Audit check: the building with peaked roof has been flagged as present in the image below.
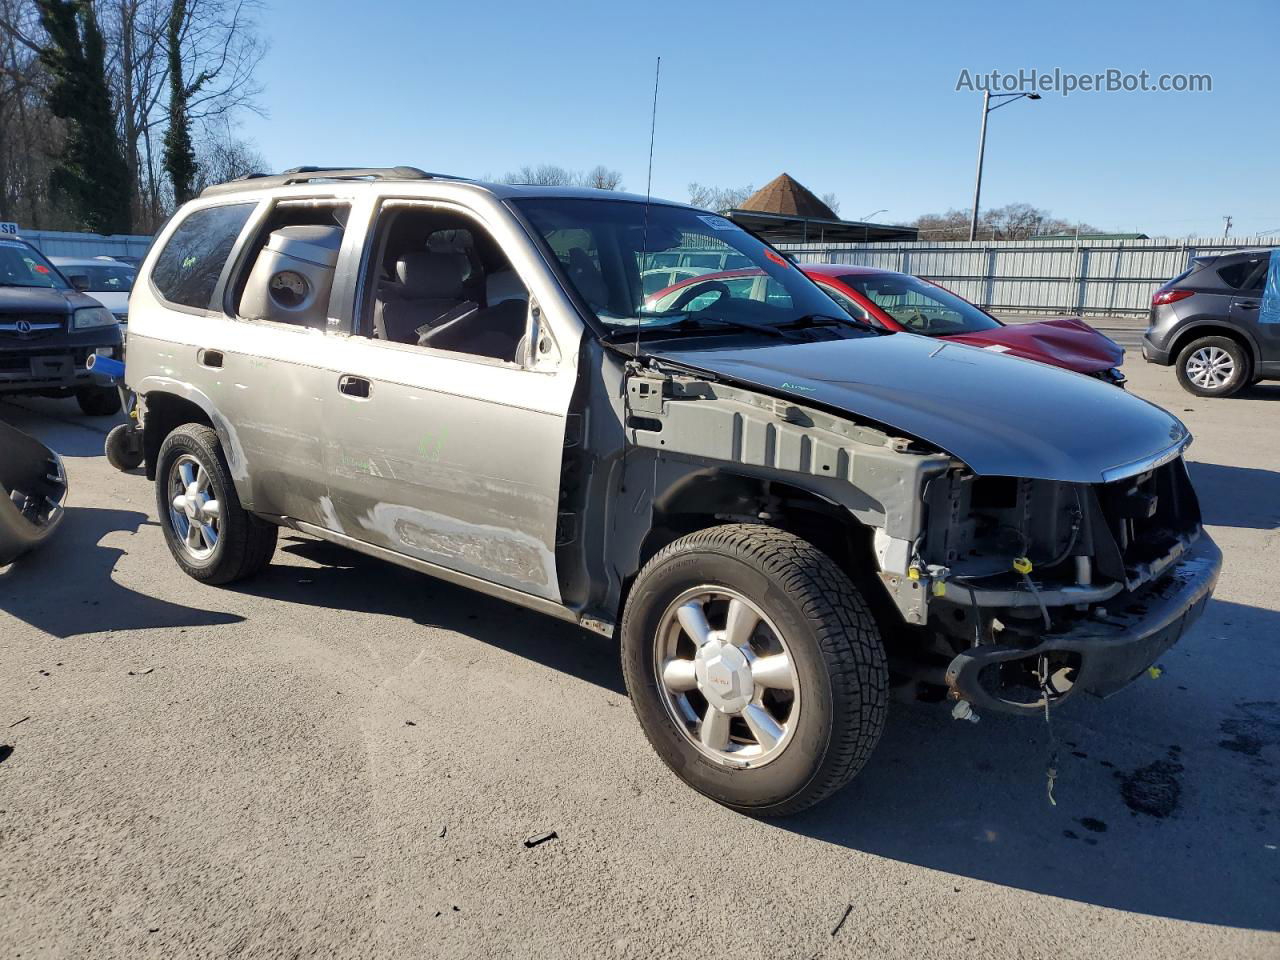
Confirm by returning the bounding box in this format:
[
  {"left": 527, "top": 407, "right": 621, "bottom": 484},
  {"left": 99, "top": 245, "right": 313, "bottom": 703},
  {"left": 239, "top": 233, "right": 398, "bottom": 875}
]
[{"left": 725, "top": 172, "right": 917, "bottom": 244}]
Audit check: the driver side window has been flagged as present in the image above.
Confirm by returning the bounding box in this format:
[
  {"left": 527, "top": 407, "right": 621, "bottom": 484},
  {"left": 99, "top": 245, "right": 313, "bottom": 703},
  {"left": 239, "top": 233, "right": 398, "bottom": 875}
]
[{"left": 357, "top": 204, "right": 531, "bottom": 363}]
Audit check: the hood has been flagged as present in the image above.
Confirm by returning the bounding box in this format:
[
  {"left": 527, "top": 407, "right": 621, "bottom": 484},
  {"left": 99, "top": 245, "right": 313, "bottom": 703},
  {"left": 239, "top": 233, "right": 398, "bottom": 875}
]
[
  {"left": 942, "top": 317, "right": 1124, "bottom": 373},
  {"left": 0, "top": 286, "right": 97, "bottom": 314},
  {"left": 649, "top": 332, "right": 1186, "bottom": 483}
]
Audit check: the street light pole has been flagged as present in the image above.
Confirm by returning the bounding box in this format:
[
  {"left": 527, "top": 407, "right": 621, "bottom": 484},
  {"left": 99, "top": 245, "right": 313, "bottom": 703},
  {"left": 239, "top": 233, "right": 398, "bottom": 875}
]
[{"left": 968, "top": 91, "right": 1041, "bottom": 242}]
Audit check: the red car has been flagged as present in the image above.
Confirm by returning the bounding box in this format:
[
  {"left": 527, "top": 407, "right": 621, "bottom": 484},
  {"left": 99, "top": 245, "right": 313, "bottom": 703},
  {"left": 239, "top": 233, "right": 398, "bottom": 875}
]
[{"left": 648, "top": 263, "right": 1126, "bottom": 385}]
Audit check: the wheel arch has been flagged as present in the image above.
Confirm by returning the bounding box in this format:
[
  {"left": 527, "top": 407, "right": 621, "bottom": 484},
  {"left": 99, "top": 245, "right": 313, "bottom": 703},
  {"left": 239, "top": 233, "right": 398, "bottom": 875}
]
[
  {"left": 1168, "top": 321, "right": 1260, "bottom": 369},
  {"left": 138, "top": 381, "right": 216, "bottom": 481}
]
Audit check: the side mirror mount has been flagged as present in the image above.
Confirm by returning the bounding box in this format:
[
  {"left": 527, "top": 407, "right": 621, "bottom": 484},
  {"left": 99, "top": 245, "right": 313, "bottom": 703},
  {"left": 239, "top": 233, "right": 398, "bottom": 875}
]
[{"left": 69, "top": 274, "right": 90, "bottom": 292}]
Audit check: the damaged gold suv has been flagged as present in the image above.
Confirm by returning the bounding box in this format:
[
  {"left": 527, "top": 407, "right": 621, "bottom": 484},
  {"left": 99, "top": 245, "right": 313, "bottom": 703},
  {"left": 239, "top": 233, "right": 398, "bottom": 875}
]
[{"left": 125, "top": 167, "right": 1221, "bottom": 814}]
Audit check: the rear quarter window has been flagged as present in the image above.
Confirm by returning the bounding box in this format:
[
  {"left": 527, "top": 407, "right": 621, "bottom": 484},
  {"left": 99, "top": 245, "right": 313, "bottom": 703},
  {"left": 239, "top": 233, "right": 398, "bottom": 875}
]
[{"left": 150, "top": 202, "right": 256, "bottom": 309}]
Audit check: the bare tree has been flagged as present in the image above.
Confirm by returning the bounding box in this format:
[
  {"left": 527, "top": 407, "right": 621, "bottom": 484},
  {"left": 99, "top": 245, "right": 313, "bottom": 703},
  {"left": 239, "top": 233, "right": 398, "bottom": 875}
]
[
  {"left": 687, "top": 182, "right": 754, "bottom": 211},
  {"left": 193, "top": 117, "right": 264, "bottom": 190},
  {"left": 502, "top": 163, "right": 624, "bottom": 190},
  {"left": 582, "top": 164, "right": 622, "bottom": 190},
  {"left": 820, "top": 191, "right": 841, "bottom": 216},
  {"left": 912, "top": 204, "right": 1099, "bottom": 241}
]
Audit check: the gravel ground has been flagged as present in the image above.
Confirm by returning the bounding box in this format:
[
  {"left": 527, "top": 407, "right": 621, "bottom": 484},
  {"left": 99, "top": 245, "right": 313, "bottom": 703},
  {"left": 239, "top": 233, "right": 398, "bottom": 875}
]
[{"left": 1, "top": 359, "right": 1278, "bottom": 959}]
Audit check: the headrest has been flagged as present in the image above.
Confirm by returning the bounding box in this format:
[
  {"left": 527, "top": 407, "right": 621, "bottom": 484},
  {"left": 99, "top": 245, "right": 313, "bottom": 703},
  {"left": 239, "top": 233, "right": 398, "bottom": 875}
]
[
  {"left": 396, "top": 251, "right": 467, "bottom": 299},
  {"left": 486, "top": 270, "right": 528, "bottom": 306},
  {"left": 567, "top": 247, "right": 608, "bottom": 308}
]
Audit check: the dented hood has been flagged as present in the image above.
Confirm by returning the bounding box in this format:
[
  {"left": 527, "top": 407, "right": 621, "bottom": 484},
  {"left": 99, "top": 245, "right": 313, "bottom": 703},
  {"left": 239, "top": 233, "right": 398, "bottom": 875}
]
[
  {"left": 649, "top": 332, "right": 1187, "bottom": 483},
  {"left": 941, "top": 316, "right": 1125, "bottom": 374}
]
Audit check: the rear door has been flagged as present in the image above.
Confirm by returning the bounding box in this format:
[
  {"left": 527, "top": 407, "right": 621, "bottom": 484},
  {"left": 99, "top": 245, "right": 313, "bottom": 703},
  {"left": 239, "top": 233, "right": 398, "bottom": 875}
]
[
  {"left": 318, "top": 194, "right": 581, "bottom": 602},
  {"left": 1228, "top": 253, "right": 1278, "bottom": 361}
]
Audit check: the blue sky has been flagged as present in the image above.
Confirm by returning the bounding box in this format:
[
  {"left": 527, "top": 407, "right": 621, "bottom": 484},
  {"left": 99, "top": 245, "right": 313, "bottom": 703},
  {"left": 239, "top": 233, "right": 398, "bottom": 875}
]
[{"left": 238, "top": 0, "right": 1278, "bottom": 238}]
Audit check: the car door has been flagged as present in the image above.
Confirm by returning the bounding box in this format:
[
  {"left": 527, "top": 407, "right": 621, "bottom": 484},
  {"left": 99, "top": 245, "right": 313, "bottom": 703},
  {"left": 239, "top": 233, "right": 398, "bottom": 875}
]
[
  {"left": 1229, "top": 253, "right": 1278, "bottom": 361},
  {"left": 195, "top": 194, "right": 361, "bottom": 528},
  {"left": 319, "top": 194, "right": 581, "bottom": 603}
]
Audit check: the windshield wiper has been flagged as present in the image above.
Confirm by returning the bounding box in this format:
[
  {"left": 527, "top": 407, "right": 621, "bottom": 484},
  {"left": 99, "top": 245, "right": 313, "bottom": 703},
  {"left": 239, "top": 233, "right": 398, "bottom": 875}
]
[
  {"left": 787, "top": 313, "right": 883, "bottom": 334},
  {"left": 603, "top": 314, "right": 802, "bottom": 342}
]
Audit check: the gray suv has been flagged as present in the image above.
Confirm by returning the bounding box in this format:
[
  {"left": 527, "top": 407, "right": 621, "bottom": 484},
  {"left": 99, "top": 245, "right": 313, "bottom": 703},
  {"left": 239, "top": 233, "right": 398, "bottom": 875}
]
[
  {"left": 1143, "top": 248, "right": 1279, "bottom": 397},
  {"left": 126, "top": 167, "right": 1221, "bottom": 814}
]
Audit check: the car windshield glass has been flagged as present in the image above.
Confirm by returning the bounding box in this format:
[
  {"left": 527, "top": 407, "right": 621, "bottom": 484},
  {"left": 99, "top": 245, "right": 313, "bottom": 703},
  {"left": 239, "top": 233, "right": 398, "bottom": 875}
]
[
  {"left": 67, "top": 263, "right": 136, "bottom": 293},
  {"left": 514, "top": 198, "right": 847, "bottom": 334},
  {"left": 0, "top": 240, "right": 70, "bottom": 290},
  {"left": 841, "top": 274, "right": 1001, "bottom": 335}
]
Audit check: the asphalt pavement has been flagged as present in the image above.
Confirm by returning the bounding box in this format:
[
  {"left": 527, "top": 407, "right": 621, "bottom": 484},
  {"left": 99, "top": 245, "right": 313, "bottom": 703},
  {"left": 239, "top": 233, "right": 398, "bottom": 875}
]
[{"left": 1, "top": 355, "right": 1277, "bottom": 959}]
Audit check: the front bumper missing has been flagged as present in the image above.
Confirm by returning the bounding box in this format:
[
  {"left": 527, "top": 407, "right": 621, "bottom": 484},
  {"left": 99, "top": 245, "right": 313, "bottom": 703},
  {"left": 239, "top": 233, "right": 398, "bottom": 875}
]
[{"left": 944, "top": 533, "right": 1221, "bottom": 715}]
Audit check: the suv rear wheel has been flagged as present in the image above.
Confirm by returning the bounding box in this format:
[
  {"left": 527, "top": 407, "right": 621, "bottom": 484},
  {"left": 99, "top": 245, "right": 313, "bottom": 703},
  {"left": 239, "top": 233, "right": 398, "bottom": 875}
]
[
  {"left": 1176, "top": 335, "right": 1250, "bottom": 397},
  {"left": 155, "top": 423, "right": 277, "bottom": 584},
  {"left": 621, "top": 524, "right": 887, "bottom": 816}
]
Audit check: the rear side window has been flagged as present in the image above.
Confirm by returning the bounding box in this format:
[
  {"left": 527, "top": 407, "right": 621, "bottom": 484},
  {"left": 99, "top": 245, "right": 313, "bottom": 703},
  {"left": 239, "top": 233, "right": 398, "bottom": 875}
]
[
  {"left": 151, "top": 203, "right": 255, "bottom": 309},
  {"left": 1216, "top": 258, "right": 1263, "bottom": 290}
]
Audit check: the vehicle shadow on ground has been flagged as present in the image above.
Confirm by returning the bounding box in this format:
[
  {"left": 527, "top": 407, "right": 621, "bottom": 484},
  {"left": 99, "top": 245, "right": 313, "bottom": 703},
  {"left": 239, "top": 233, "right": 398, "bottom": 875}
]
[
  {"left": 0, "top": 398, "right": 119, "bottom": 458},
  {"left": 0, "top": 506, "right": 244, "bottom": 637},
  {"left": 1240, "top": 382, "right": 1280, "bottom": 401},
  {"left": 1186, "top": 460, "right": 1280, "bottom": 529},
  {"left": 237, "top": 536, "right": 627, "bottom": 695},
  {"left": 780, "top": 595, "right": 1280, "bottom": 931}
]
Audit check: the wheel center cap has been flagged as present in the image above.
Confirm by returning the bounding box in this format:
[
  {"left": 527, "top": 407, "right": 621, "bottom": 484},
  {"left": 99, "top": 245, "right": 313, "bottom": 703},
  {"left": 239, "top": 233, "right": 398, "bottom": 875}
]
[
  {"left": 185, "top": 483, "right": 201, "bottom": 520},
  {"left": 694, "top": 641, "right": 752, "bottom": 713}
]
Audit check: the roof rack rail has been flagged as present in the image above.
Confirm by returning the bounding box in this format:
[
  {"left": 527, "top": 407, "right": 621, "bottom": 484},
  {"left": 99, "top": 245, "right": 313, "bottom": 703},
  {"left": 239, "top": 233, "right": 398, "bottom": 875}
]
[{"left": 199, "top": 165, "right": 467, "bottom": 198}]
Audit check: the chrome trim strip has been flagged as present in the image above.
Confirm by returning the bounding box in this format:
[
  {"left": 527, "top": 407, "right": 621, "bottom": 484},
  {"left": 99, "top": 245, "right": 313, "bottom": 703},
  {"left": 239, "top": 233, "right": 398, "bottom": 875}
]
[{"left": 1101, "top": 436, "right": 1190, "bottom": 483}]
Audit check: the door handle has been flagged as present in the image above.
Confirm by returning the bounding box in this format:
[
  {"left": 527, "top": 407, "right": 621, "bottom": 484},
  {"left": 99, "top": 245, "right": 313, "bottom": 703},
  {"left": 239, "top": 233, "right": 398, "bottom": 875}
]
[
  {"left": 197, "top": 348, "right": 223, "bottom": 368},
  {"left": 1237, "top": 301, "right": 1259, "bottom": 310},
  {"left": 338, "top": 374, "right": 372, "bottom": 399}
]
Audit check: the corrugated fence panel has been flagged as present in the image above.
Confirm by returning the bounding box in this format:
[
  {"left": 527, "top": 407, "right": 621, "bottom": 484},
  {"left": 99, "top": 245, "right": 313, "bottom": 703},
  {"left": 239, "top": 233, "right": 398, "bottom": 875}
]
[
  {"left": 16, "top": 230, "right": 153, "bottom": 259},
  {"left": 782, "top": 237, "right": 1276, "bottom": 316}
]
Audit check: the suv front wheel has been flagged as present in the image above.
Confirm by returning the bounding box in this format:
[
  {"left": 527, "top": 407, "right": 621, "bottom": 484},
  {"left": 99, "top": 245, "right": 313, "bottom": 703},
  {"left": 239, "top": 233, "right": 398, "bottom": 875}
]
[
  {"left": 621, "top": 524, "right": 887, "bottom": 816},
  {"left": 1176, "top": 335, "right": 1250, "bottom": 398},
  {"left": 155, "top": 423, "right": 277, "bottom": 584}
]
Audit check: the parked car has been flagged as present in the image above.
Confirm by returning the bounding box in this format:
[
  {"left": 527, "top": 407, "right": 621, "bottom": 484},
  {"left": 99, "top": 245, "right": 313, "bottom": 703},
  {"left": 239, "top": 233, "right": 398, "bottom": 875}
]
[
  {"left": 650, "top": 264, "right": 1127, "bottom": 384},
  {"left": 1142, "top": 248, "right": 1279, "bottom": 397},
  {"left": 0, "top": 418, "right": 68, "bottom": 565},
  {"left": 0, "top": 236, "right": 124, "bottom": 415},
  {"left": 50, "top": 256, "right": 136, "bottom": 323},
  {"left": 125, "top": 168, "right": 1219, "bottom": 815}
]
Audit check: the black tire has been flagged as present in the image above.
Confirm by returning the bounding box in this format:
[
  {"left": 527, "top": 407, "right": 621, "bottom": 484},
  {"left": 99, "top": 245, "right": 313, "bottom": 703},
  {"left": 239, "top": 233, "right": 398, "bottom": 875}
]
[
  {"left": 1175, "top": 335, "right": 1250, "bottom": 398},
  {"left": 76, "top": 386, "right": 122, "bottom": 416},
  {"left": 155, "top": 423, "right": 277, "bottom": 584},
  {"left": 104, "top": 422, "right": 144, "bottom": 471},
  {"left": 621, "top": 524, "right": 887, "bottom": 816}
]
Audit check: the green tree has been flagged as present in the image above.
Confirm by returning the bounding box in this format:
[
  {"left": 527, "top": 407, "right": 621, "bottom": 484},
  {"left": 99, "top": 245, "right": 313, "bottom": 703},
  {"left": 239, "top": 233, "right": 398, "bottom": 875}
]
[
  {"left": 162, "top": 0, "right": 196, "bottom": 205},
  {"left": 36, "top": 0, "right": 132, "bottom": 233}
]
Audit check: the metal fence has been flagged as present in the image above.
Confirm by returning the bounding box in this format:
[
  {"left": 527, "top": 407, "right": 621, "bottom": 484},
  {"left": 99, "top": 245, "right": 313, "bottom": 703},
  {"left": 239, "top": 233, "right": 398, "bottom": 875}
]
[
  {"left": 777, "top": 236, "right": 1278, "bottom": 317},
  {"left": 16, "top": 229, "right": 154, "bottom": 260}
]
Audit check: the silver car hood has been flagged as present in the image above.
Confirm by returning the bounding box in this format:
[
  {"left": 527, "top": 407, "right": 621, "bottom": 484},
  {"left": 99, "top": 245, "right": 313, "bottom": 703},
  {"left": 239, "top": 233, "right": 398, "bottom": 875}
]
[{"left": 649, "top": 333, "right": 1188, "bottom": 483}]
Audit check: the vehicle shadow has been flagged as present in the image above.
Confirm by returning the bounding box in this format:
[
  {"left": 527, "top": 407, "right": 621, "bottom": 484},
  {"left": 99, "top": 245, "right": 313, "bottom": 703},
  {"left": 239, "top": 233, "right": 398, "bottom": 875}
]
[
  {"left": 236, "top": 536, "right": 626, "bottom": 695},
  {"left": 0, "top": 398, "right": 120, "bottom": 459},
  {"left": 0, "top": 506, "right": 245, "bottom": 637},
  {"left": 1186, "top": 460, "right": 1280, "bottom": 529},
  {"left": 779, "top": 595, "right": 1280, "bottom": 931},
  {"left": 1240, "top": 382, "right": 1280, "bottom": 401}
]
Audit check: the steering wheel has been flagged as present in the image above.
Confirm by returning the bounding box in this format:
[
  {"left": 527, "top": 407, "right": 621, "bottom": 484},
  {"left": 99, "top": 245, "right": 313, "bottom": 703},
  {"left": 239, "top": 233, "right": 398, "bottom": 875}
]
[
  {"left": 903, "top": 306, "right": 933, "bottom": 332},
  {"left": 669, "top": 280, "right": 730, "bottom": 312}
]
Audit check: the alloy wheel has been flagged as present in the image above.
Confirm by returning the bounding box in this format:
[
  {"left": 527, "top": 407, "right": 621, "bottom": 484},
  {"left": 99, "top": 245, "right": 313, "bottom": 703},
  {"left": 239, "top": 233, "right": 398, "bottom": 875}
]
[
  {"left": 168, "top": 454, "right": 221, "bottom": 560},
  {"left": 654, "top": 587, "right": 801, "bottom": 768},
  {"left": 1186, "top": 346, "right": 1235, "bottom": 389}
]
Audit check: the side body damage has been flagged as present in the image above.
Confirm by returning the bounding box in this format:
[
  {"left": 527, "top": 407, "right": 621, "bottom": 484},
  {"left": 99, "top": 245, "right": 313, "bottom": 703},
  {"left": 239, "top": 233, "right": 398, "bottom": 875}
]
[{"left": 557, "top": 341, "right": 1219, "bottom": 716}]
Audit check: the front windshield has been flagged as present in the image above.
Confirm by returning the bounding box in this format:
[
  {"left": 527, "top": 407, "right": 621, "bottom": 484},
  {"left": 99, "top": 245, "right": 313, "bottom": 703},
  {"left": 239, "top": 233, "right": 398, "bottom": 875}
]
[
  {"left": 841, "top": 273, "right": 1001, "bottom": 335},
  {"left": 67, "top": 262, "right": 136, "bottom": 293},
  {"left": 0, "top": 240, "right": 71, "bottom": 290},
  {"left": 515, "top": 198, "right": 846, "bottom": 333}
]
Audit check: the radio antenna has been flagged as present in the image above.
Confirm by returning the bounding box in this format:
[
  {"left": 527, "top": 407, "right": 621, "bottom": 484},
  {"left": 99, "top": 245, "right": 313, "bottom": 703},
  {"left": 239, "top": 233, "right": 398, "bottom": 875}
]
[{"left": 637, "top": 55, "right": 661, "bottom": 358}]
